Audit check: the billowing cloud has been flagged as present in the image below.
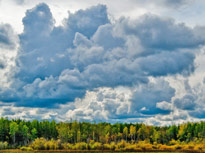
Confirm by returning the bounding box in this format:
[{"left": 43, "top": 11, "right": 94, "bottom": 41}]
[
  {"left": 173, "top": 78, "right": 205, "bottom": 119},
  {"left": 0, "top": 3, "right": 201, "bottom": 107},
  {"left": 114, "top": 15, "right": 204, "bottom": 51},
  {"left": 131, "top": 79, "right": 175, "bottom": 115},
  {"left": 174, "top": 94, "right": 196, "bottom": 110},
  {"left": 64, "top": 87, "right": 132, "bottom": 122},
  {"left": 16, "top": 3, "right": 109, "bottom": 82},
  {"left": 137, "top": 51, "right": 195, "bottom": 76},
  {"left": 156, "top": 101, "right": 172, "bottom": 111},
  {"left": 0, "top": 24, "right": 17, "bottom": 49},
  {"left": 0, "top": 2, "right": 205, "bottom": 124}
]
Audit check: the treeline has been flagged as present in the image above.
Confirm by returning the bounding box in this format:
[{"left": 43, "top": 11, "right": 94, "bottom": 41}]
[{"left": 0, "top": 117, "right": 204, "bottom": 150}]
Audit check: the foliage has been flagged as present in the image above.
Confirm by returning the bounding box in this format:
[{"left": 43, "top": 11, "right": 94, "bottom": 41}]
[
  {"left": 20, "top": 146, "right": 33, "bottom": 151},
  {"left": 0, "top": 141, "right": 8, "bottom": 150},
  {"left": 0, "top": 117, "right": 204, "bottom": 151}
]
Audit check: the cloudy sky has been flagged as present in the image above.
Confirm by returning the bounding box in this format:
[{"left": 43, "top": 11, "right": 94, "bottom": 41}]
[{"left": 0, "top": 0, "right": 205, "bottom": 125}]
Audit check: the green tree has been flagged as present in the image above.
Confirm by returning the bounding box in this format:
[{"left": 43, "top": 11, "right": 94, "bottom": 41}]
[
  {"left": 9, "top": 121, "right": 19, "bottom": 144},
  {"left": 137, "top": 124, "right": 148, "bottom": 141},
  {"left": 57, "top": 123, "right": 69, "bottom": 143},
  {"left": 22, "top": 124, "right": 29, "bottom": 145},
  {"left": 31, "top": 128, "right": 38, "bottom": 141}
]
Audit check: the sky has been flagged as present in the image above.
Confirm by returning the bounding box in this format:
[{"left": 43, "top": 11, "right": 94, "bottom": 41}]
[{"left": 0, "top": 0, "right": 205, "bottom": 125}]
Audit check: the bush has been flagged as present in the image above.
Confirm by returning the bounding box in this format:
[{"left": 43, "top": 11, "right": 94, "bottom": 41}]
[
  {"left": 183, "top": 144, "right": 194, "bottom": 150},
  {"left": 140, "top": 143, "right": 153, "bottom": 151},
  {"left": 159, "top": 144, "right": 174, "bottom": 151},
  {"left": 116, "top": 140, "right": 127, "bottom": 149},
  {"left": 103, "top": 144, "right": 110, "bottom": 150},
  {"left": 0, "top": 142, "right": 9, "bottom": 150},
  {"left": 175, "top": 145, "right": 182, "bottom": 150},
  {"left": 124, "top": 144, "right": 139, "bottom": 151},
  {"left": 47, "top": 139, "right": 59, "bottom": 150},
  {"left": 74, "top": 142, "right": 88, "bottom": 150},
  {"left": 110, "top": 142, "right": 116, "bottom": 150},
  {"left": 152, "top": 145, "right": 158, "bottom": 149},
  {"left": 169, "top": 139, "right": 178, "bottom": 145},
  {"left": 67, "top": 143, "right": 74, "bottom": 149},
  {"left": 194, "top": 144, "right": 203, "bottom": 151},
  {"left": 20, "top": 146, "right": 33, "bottom": 151},
  {"left": 89, "top": 142, "right": 102, "bottom": 150},
  {"left": 103, "top": 144, "right": 111, "bottom": 150},
  {"left": 30, "top": 137, "right": 47, "bottom": 150},
  {"left": 30, "top": 138, "right": 60, "bottom": 150},
  {"left": 61, "top": 142, "right": 73, "bottom": 150}
]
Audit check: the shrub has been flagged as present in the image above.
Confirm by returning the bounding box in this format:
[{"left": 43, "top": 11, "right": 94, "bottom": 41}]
[
  {"left": 183, "top": 144, "right": 194, "bottom": 150},
  {"left": 175, "top": 145, "right": 182, "bottom": 150},
  {"left": 20, "top": 146, "right": 33, "bottom": 151},
  {"left": 169, "top": 139, "right": 178, "bottom": 145},
  {"left": 140, "top": 143, "right": 153, "bottom": 151},
  {"left": 74, "top": 142, "right": 88, "bottom": 150},
  {"left": 90, "top": 142, "right": 102, "bottom": 150},
  {"left": 30, "top": 137, "right": 47, "bottom": 150},
  {"left": 159, "top": 144, "right": 174, "bottom": 151},
  {"left": 194, "top": 144, "right": 203, "bottom": 151},
  {"left": 30, "top": 138, "right": 61, "bottom": 150},
  {"left": 103, "top": 144, "right": 111, "bottom": 150},
  {"left": 110, "top": 142, "right": 116, "bottom": 150},
  {"left": 124, "top": 144, "right": 139, "bottom": 151},
  {"left": 67, "top": 143, "right": 74, "bottom": 149},
  {"left": 47, "top": 139, "right": 59, "bottom": 150},
  {"left": 61, "top": 142, "right": 73, "bottom": 150},
  {"left": 0, "top": 142, "right": 9, "bottom": 150},
  {"left": 116, "top": 140, "right": 127, "bottom": 149},
  {"left": 152, "top": 145, "right": 158, "bottom": 149}
]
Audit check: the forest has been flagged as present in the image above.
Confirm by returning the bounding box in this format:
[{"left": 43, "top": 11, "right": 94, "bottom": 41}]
[{"left": 0, "top": 117, "right": 204, "bottom": 152}]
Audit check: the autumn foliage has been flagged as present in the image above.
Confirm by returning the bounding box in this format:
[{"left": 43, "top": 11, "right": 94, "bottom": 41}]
[{"left": 0, "top": 117, "right": 204, "bottom": 152}]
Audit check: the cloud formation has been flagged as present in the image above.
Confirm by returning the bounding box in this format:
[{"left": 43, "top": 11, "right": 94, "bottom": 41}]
[
  {"left": 0, "top": 24, "right": 17, "bottom": 49},
  {"left": 0, "top": 2, "right": 205, "bottom": 124},
  {"left": 131, "top": 79, "right": 175, "bottom": 115},
  {"left": 1, "top": 4, "right": 200, "bottom": 106}
]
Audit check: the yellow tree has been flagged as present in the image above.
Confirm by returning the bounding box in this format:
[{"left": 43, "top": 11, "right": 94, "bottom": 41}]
[
  {"left": 77, "top": 130, "right": 81, "bottom": 142},
  {"left": 130, "top": 125, "right": 136, "bottom": 142},
  {"left": 177, "top": 124, "right": 187, "bottom": 141},
  {"left": 137, "top": 124, "right": 148, "bottom": 141},
  {"left": 105, "top": 125, "right": 111, "bottom": 143},
  {"left": 123, "top": 127, "right": 128, "bottom": 142}
]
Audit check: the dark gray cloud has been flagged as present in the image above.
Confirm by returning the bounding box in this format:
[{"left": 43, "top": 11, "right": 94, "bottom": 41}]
[
  {"left": 0, "top": 3, "right": 203, "bottom": 111},
  {"left": 173, "top": 79, "right": 205, "bottom": 119},
  {"left": 131, "top": 79, "right": 175, "bottom": 115},
  {"left": 138, "top": 51, "right": 195, "bottom": 76},
  {"left": 174, "top": 94, "right": 196, "bottom": 110},
  {"left": 163, "top": 0, "right": 191, "bottom": 8},
  {"left": 131, "top": 0, "right": 192, "bottom": 8},
  {"left": 115, "top": 14, "right": 204, "bottom": 51},
  {"left": 0, "top": 59, "right": 5, "bottom": 69},
  {"left": 0, "top": 24, "right": 17, "bottom": 49},
  {"left": 190, "top": 110, "right": 205, "bottom": 119}
]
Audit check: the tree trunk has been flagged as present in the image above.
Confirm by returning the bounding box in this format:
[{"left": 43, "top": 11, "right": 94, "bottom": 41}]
[{"left": 13, "top": 134, "right": 15, "bottom": 144}]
